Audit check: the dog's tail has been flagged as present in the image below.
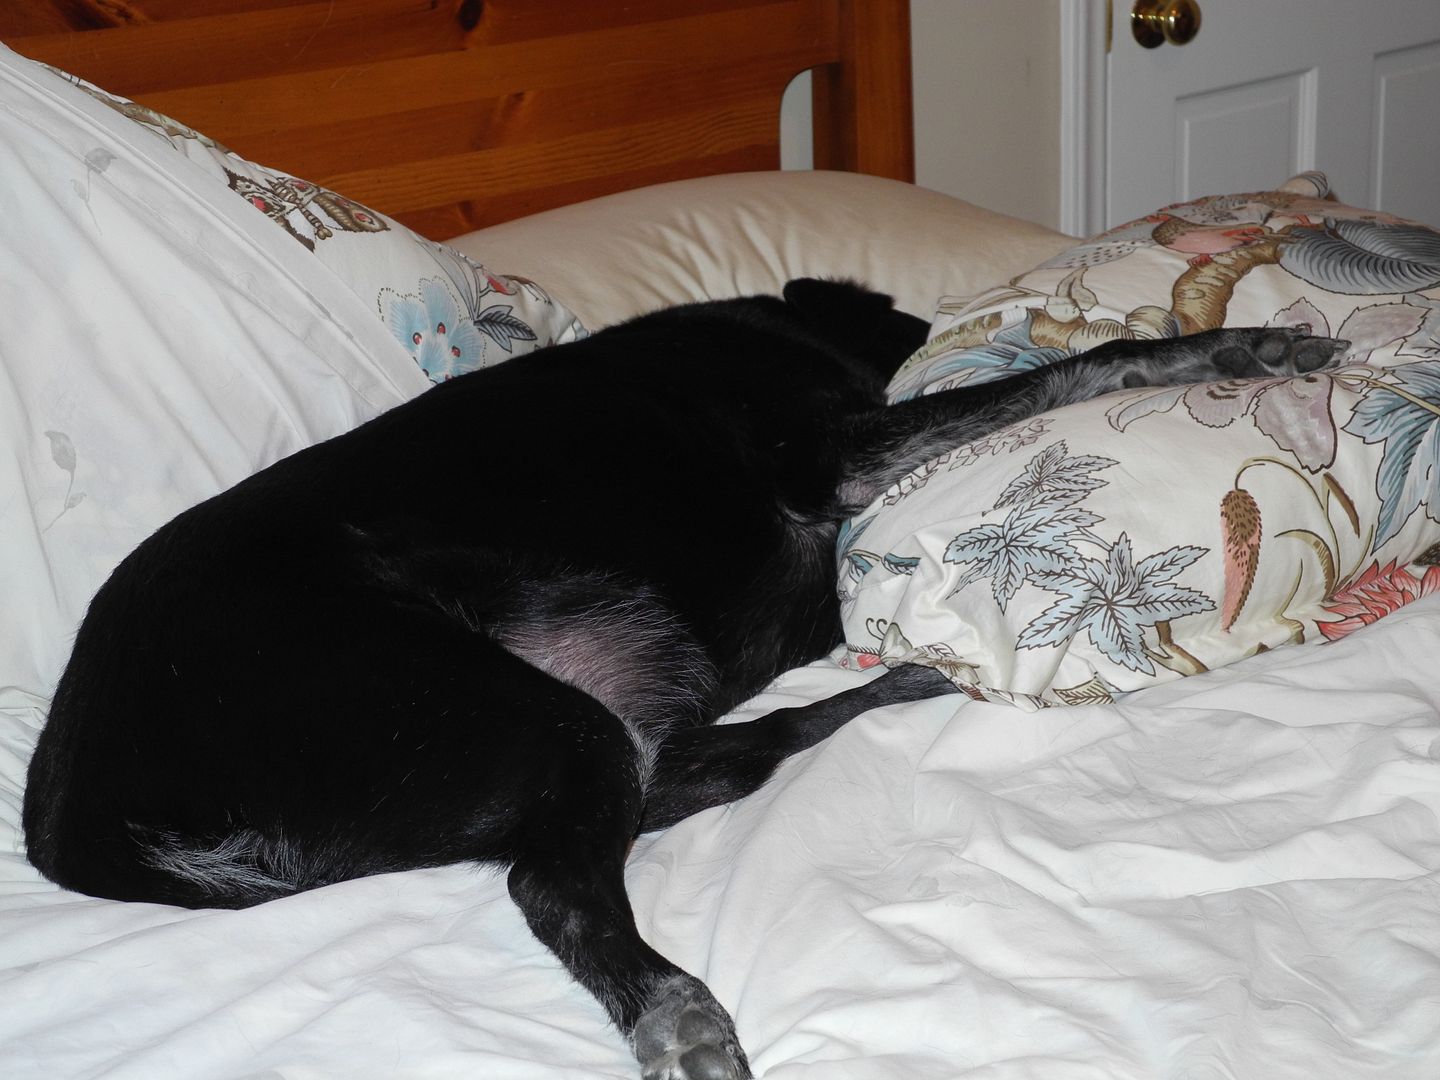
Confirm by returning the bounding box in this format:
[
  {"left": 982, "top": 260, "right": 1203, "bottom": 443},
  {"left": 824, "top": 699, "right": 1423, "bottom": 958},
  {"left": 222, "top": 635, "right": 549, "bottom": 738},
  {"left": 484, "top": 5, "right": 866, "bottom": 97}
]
[
  {"left": 25, "top": 794, "right": 311, "bottom": 909},
  {"left": 126, "top": 825, "right": 307, "bottom": 907},
  {"left": 26, "top": 723, "right": 316, "bottom": 908}
]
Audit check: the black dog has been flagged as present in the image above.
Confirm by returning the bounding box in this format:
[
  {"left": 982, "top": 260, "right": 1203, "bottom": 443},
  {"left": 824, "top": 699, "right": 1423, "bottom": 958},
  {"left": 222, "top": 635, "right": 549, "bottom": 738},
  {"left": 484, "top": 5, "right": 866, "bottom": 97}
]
[{"left": 22, "top": 280, "right": 1344, "bottom": 1080}]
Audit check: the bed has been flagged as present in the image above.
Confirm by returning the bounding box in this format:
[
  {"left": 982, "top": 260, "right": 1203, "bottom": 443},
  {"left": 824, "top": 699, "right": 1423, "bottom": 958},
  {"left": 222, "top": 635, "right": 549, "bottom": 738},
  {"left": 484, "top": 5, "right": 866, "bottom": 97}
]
[{"left": 2, "top": 3, "right": 1439, "bottom": 1078}]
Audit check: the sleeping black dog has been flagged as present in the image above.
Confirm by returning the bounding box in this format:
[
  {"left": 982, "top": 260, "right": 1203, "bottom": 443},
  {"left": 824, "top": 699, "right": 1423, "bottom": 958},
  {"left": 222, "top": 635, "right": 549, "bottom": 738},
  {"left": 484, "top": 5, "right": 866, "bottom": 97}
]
[{"left": 22, "top": 280, "right": 1344, "bottom": 1080}]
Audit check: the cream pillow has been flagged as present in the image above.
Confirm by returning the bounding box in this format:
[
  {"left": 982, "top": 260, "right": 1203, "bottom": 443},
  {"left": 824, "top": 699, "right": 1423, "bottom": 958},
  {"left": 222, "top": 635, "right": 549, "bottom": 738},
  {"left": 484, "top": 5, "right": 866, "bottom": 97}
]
[{"left": 446, "top": 171, "right": 1075, "bottom": 327}]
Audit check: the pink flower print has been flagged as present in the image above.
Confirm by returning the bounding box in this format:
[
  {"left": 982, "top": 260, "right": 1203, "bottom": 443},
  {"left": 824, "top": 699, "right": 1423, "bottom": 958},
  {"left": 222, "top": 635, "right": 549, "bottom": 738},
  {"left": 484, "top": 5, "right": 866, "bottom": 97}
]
[
  {"left": 484, "top": 272, "right": 516, "bottom": 296},
  {"left": 1152, "top": 217, "right": 1269, "bottom": 266},
  {"left": 1317, "top": 560, "right": 1440, "bottom": 641}
]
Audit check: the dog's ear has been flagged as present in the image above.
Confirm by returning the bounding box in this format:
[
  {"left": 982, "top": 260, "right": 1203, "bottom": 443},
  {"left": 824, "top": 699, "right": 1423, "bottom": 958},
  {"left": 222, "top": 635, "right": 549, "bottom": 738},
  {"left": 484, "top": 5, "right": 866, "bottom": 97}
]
[
  {"left": 781, "top": 277, "right": 929, "bottom": 380},
  {"left": 781, "top": 278, "right": 894, "bottom": 337}
]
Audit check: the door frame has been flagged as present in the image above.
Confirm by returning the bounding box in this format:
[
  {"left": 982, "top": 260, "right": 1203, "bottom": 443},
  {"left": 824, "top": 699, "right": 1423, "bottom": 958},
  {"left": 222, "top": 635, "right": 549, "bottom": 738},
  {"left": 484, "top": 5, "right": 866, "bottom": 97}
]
[{"left": 1059, "top": 0, "right": 1109, "bottom": 237}]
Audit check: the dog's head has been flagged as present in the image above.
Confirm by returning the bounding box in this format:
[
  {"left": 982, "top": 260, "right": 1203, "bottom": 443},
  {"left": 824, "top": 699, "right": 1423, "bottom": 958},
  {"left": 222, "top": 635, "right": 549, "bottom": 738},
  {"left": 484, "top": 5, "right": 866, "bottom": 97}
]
[{"left": 780, "top": 278, "right": 929, "bottom": 384}]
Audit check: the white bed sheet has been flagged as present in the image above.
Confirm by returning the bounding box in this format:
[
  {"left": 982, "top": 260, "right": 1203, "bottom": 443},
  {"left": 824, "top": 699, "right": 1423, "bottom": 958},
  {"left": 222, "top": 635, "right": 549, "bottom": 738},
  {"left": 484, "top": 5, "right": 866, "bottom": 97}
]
[
  {"left": 3, "top": 598, "right": 1438, "bottom": 1079},
  {"left": 1, "top": 37, "right": 1438, "bottom": 1080}
]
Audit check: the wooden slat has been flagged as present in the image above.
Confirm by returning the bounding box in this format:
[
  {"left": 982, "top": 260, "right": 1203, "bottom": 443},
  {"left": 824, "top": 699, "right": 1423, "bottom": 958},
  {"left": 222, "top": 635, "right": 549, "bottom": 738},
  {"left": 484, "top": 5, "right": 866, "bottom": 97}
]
[
  {"left": 0, "top": 3, "right": 121, "bottom": 35},
  {"left": 227, "top": 61, "right": 793, "bottom": 187},
  {"left": 113, "top": 0, "right": 313, "bottom": 17},
  {"left": 11, "top": 0, "right": 468, "bottom": 96},
  {"left": 813, "top": 0, "right": 914, "bottom": 181},
  {"left": 0, "top": 0, "right": 313, "bottom": 33},
  {"left": 131, "top": 3, "right": 836, "bottom": 138},
  {"left": 321, "top": 94, "right": 780, "bottom": 216},
  {"left": 5, "top": 0, "right": 915, "bottom": 237},
  {"left": 466, "top": 0, "right": 783, "bottom": 43}
]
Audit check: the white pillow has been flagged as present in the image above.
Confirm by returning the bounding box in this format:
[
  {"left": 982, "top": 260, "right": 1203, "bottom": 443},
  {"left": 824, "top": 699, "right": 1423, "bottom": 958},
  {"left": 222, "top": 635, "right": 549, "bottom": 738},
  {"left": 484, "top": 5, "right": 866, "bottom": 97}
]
[
  {"left": 45, "top": 57, "right": 587, "bottom": 381},
  {"left": 0, "top": 47, "right": 429, "bottom": 849}
]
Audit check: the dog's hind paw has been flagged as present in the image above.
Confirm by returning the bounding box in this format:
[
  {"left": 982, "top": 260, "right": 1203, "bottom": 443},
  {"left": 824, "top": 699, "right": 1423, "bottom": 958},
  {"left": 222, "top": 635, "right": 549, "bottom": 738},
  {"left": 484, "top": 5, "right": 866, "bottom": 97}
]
[
  {"left": 1205, "top": 326, "right": 1350, "bottom": 379},
  {"left": 634, "top": 975, "right": 752, "bottom": 1080}
]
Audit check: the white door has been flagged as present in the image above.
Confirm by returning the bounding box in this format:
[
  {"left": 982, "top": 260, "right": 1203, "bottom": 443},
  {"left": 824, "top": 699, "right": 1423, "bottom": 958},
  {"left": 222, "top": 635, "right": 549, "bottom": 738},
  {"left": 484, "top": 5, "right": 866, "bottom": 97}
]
[{"left": 1104, "top": 0, "right": 1440, "bottom": 229}]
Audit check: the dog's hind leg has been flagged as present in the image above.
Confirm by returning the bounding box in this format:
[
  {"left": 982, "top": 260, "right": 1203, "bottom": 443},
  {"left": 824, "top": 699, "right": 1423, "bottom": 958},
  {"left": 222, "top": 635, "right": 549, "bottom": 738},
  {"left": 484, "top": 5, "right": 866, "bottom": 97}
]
[
  {"left": 503, "top": 695, "right": 754, "bottom": 1080},
  {"left": 511, "top": 848, "right": 754, "bottom": 1080},
  {"left": 838, "top": 325, "right": 1350, "bottom": 510},
  {"left": 338, "top": 551, "right": 755, "bottom": 1077},
  {"left": 637, "top": 664, "right": 958, "bottom": 833}
]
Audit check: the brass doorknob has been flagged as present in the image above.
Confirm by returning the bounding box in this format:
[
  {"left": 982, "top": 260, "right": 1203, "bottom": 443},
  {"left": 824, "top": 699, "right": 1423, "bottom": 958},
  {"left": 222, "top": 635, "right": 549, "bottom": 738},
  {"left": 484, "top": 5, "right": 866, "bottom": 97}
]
[{"left": 1132, "top": 0, "right": 1202, "bottom": 48}]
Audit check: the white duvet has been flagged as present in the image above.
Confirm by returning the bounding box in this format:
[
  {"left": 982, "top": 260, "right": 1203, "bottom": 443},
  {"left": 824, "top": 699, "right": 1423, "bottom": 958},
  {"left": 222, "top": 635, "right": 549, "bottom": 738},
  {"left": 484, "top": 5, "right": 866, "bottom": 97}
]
[
  {"left": 1, "top": 42, "right": 1438, "bottom": 1080},
  {"left": 5, "top": 612, "right": 1439, "bottom": 1079}
]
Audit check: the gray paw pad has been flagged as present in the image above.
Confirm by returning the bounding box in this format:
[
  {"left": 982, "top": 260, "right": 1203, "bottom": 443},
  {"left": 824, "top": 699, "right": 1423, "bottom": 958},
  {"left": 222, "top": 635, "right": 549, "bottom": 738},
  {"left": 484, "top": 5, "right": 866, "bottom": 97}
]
[
  {"left": 1212, "top": 326, "right": 1349, "bottom": 377},
  {"left": 635, "top": 976, "right": 752, "bottom": 1080}
]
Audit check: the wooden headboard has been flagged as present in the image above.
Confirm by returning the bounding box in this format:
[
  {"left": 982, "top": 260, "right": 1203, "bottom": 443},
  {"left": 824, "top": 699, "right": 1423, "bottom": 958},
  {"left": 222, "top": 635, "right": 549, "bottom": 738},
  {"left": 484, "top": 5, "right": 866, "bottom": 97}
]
[{"left": 1, "top": 0, "right": 913, "bottom": 240}]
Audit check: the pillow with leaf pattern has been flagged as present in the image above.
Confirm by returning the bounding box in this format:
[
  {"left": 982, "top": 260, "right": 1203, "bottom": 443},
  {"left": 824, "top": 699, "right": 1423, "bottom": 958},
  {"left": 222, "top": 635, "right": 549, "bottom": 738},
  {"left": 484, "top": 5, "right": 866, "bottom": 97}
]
[
  {"left": 43, "top": 65, "right": 587, "bottom": 383},
  {"left": 840, "top": 174, "right": 1440, "bottom": 707}
]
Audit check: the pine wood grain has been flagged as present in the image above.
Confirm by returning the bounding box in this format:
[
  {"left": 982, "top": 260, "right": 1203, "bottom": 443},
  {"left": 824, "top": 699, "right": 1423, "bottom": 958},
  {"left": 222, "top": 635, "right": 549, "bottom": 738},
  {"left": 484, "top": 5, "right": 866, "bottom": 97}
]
[{"left": 3, "top": 0, "right": 914, "bottom": 238}]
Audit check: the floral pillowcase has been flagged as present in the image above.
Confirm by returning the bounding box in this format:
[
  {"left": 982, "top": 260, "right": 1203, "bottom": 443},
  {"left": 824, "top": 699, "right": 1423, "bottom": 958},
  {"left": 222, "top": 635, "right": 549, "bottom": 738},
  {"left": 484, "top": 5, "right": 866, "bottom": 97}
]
[
  {"left": 841, "top": 174, "right": 1440, "bottom": 707},
  {"left": 46, "top": 66, "right": 587, "bottom": 383}
]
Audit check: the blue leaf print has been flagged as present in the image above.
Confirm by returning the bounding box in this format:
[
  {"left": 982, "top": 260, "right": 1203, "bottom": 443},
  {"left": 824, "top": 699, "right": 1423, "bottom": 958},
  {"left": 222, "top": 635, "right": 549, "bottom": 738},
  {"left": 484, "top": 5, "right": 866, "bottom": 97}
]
[
  {"left": 1018, "top": 536, "right": 1214, "bottom": 673},
  {"left": 893, "top": 311, "right": 1071, "bottom": 397},
  {"left": 883, "top": 553, "right": 921, "bottom": 575},
  {"left": 846, "top": 551, "right": 876, "bottom": 575},
  {"left": 944, "top": 442, "right": 1116, "bottom": 610},
  {"left": 1280, "top": 219, "right": 1440, "bottom": 294},
  {"left": 837, "top": 514, "right": 873, "bottom": 564},
  {"left": 837, "top": 513, "right": 879, "bottom": 595},
  {"left": 1343, "top": 361, "right": 1440, "bottom": 547},
  {"left": 946, "top": 503, "right": 1098, "bottom": 611},
  {"left": 995, "top": 440, "right": 1118, "bottom": 511},
  {"left": 474, "top": 304, "right": 539, "bottom": 351}
]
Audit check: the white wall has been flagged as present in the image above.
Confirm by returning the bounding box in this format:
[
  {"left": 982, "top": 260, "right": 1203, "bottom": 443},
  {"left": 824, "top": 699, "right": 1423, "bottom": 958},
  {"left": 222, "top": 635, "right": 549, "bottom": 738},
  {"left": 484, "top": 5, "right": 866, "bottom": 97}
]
[
  {"left": 781, "top": 0, "right": 1065, "bottom": 230},
  {"left": 910, "top": 0, "right": 1062, "bottom": 228}
]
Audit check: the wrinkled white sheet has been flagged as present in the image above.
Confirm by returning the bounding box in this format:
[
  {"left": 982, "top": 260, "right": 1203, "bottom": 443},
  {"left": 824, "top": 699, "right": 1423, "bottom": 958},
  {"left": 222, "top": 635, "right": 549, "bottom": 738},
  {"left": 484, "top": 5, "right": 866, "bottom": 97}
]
[
  {"left": 3, "top": 600, "right": 1439, "bottom": 1079},
  {"left": 1, "top": 37, "right": 1438, "bottom": 1080}
]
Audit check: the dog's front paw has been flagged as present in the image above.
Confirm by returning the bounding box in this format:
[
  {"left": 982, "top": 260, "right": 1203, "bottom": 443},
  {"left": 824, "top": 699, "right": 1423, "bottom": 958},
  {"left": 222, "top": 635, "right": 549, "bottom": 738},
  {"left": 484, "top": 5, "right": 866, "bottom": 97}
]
[
  {"left": 1207, "top": 326, "right": 1349, "bottom": 379},
  {"left": 633, "top": 975, "right": 752, "bottom": 1080}
]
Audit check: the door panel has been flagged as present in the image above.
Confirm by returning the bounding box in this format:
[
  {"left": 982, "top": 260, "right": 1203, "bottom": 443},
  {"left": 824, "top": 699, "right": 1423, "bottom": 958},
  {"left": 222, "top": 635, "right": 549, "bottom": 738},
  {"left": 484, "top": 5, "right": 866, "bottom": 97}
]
[
  {"left": 1174, "top": 71, "right": 1316, "bottom": 203},
  {"left": 1106, "top": 0, "right": 1440, "bottom": 228},
  {"left": 1373, "top": 40, "right": 1440, "bottom": 221}
]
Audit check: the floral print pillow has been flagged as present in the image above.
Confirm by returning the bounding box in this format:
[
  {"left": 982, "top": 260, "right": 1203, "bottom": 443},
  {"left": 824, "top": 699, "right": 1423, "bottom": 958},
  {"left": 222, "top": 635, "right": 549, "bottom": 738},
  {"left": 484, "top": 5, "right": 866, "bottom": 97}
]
[
  {"left": 842, "top": 175, "right": 1440, "bottom": 707},
  {"left": 46, "top": 67, "right": 586, "bottom": 383}
]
